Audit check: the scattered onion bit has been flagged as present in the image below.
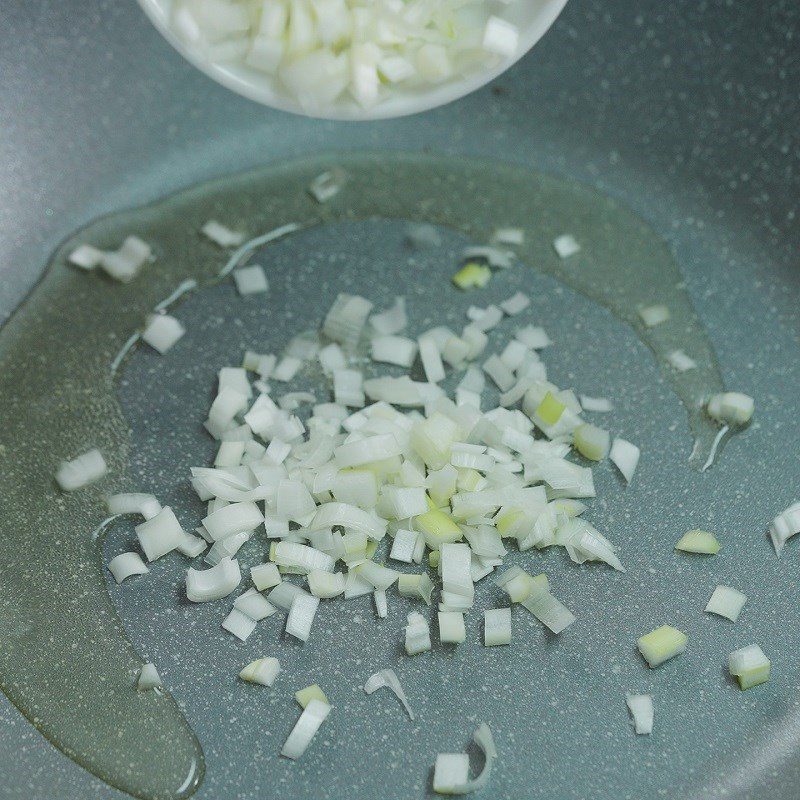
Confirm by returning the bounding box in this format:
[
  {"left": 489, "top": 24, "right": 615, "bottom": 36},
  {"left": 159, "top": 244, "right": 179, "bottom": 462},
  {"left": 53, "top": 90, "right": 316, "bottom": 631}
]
[
  {"left": 637, "top": 625, "right": 687, "bottom": 668},
  {"left": 675, "top": 529, "right": 720, "bottom": 555}
]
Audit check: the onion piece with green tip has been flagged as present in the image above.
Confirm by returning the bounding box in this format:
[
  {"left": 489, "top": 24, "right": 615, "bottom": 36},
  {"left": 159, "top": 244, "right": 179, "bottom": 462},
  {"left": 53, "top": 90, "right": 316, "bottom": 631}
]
[
  {"left": 281, "top": 698, "right": 331, "bottom": 760},
  {"left": 239, "top": 657, "right": 280, "bottom": 687},
  {"left": 729, "top": 644, "right": 770, "bottom": 689},
  {"left": 637, "top": 625, "right": 687, "bottom": 668}
]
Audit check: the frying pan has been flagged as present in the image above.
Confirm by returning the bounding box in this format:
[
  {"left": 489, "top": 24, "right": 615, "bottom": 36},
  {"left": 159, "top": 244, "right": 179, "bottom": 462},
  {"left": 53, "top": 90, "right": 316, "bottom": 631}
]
[{"left": 0, "top": 2, "right": 798, "bottom": 800}]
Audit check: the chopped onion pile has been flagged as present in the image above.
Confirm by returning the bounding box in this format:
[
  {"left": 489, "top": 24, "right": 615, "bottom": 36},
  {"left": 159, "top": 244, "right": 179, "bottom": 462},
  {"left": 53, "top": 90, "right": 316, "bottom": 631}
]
[
  {"left": 87, "top": 219, "right": 782, "bottom": 773},
  {"left": 169, "top": 0, "right": 525, "bottom": 114}
]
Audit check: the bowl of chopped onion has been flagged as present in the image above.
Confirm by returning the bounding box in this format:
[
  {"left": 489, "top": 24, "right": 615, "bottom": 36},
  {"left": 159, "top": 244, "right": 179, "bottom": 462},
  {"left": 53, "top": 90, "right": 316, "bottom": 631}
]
[{"left": 136, "top": 0, "right": 569, "bottom": 120}]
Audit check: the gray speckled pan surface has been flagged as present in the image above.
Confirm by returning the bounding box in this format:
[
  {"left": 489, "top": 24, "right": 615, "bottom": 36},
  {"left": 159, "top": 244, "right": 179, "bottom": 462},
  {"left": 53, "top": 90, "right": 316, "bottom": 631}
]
[{"left": 1, "top": 2, "right": 798, "bottom": 800}]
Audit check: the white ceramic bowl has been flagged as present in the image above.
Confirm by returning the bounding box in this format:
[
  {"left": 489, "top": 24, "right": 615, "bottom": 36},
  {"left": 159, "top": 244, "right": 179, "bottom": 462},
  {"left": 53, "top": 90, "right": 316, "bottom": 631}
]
[{"left": 137, "top": 0, "right": 568, "bottom": 120}]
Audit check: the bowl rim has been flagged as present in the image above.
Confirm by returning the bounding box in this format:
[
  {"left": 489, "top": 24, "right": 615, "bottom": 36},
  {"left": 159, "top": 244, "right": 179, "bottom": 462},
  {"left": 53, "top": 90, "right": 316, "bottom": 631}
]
[{"left": 136, "top": 0, "right": 569, "bottom": 120}]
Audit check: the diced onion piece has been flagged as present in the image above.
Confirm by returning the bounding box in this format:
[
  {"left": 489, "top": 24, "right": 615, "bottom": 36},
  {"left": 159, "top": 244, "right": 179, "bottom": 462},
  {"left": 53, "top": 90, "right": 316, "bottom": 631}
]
[
  {"left": 371, "top": 335, "right": 418, "bottom": 367},
  {"left": 233, "top": 588, "right": 277, "bottom": 620},
  {"left": 186, "top": 557, "right": 241, "bottom": 602},
  {"left": 483, "top": 355, "right": 515, "bottom": 391},
  {"left": 438, "top": 611, "right": 466, "bottom": 644},
  {"left": 233, "top": 265, "right": 268, "bottom": 295},
  {"left": 373, "top": 588, "right": 388, "bottom": 618},
  {"left": 68, "top": 243, "right": 105, "bottom": 270},
  {"left": 142, "top": 313, "right": 185, "bottom": 354},
  {"left": 515, "top": 325, "right": 551, "bottom": 350},
  {"left": 405, "top": 611, "right": 432, "bottom": 655},
  {"left": 398, "top": 573, "right": 434, "bottom": 606},
  {"left": 521, "top": 586, "right": 575, "bottom": 634},
  {"left": 308, "top": 569, "right": 346, "bottom": 598},
  {"left": 500, "top": 291, "right": 530, "bottom": 316},
  {"left": 370, "top": 296, "right": 407, "bottom": 335},
  {"left": 390, "top": 528, "right": 420, "bottom": 564},
  {"left": 108, "top": 552, "right": 149, "bottom": 584},
  {"left": 769, "top": 502, "right": 800, "bottom": 555},
  {"left": 553, "top": 234, "right": 580, "bottom": 258},
  {"left": 178, "top": 532, "right": 208, "bottom": 558},
  {"left": 675, "top": 529, "right": 720, "bottom": 555},
  {"left": 286, "top": 593, "right": 320, "bottom": 642},
  {"left": 484, "top": 608, "right": 511, "bottom": 646},
  {"left": 335, "top": 433, "right": 402, "bottom": 467},
  {"left": 441, "top": 543, "right": 474, "bottom": 603},
  {"left": 411, "top": 412, "right": 459, "bottom": 469},
  {"left": 579, "top": 395, "right": 613, "bottom": 413},
  {"left": 343, "top": 569, "right": 374, "bottom": 599},
  {"left": 637, "top": 625, "right": 687, "bottom": 668},
  {"left": 202, "top": 501, "right": 265, "bottom": 541},
  {"left": 281, "top": 698, "right": 331, "bottom": 759},
  {"left": 355, "top": 561, "right": 399, "bottom": 591},
  {"left": 55, "top": 449, "right": 107, "bottom": 491},
  {"left": 638, "top": 304, "right": 671, "bottom": 327},
  {"left": 452, "top": 262, "right": 491, "bottom": 290},
  {"left": 482, "top": 16, "right": 519, "bottom": 57},
  {"left": 536, "top": 392, "right": 565, "bottom": 425},
  {"left": 106, "top": 492, "right": 162, "bottom": 519},
  {"left": 251, "top": 562, "right": 281, "bottom": 591},
  {"left": 137, "top": 663, "right": 162, "bottom": 691},
  {"left": 494, "top": 566, "right": 533, "bottom": 603},
  {"left": 135, "top": 506, "right": 186, "bottom": 561},
  {"left": 433, "top": 723, "right": 497, "bottom": 795},
  {"left": 202, "top": 220, "right": 245, "bottom": 247},
  {"left": 295, "top": 684, "right": 328, "bottom": 709},
  {"left": 729, "top": 644, "right": 770, "bottom": 690},
  {"left": 99, "top": 236, "right": 152, "bottom": 282},
  {"left": 462, "top": 246, "right": 514, "bottom": 269},
  {"left": 418, "top": 335, "right": 446, "bottom": 384},
  {"left": 573, "top": 423, "right": 610, "bottom": 461},
  {"left": 222, "top": 608, "right": 257, "bottom": 641},
  {"left": 706, "top": 392, "right": 754, "bottom": 426},
  {"left": 205, "top": 530, "right": 251, "bottom": 565},
  {"left": 272, "top": 356, "right": 302, "bottom": 382},
  {"left": 364, "top": 669, "right": 415, "bottom": 720},
  {"left": 267, "top": 581, "right": 311, "bottom": 611},
  {"left": 666, "top": 350, "right": 697, "bottom": 372},
  {"left": 239, "top": 657, "right": 280, "bottom": 686},
  {"left": 309, "top": 502, "right": 386, "bottom": 541},
  {"left": 610, "top": 438, "right": 640, "bottom": 484},
  {"left": 308, "top": 169, "right": 346, "bottom": 203},
  {"left": 626, "top": 694, "right": 653, "bottom": 735},
  {"left": 323, "top": 293, "right": 373, "bottom": 351},
  {"left": 705, "top": 585, "right": 747, "bottom": 621},
  {"left": 492, "top": 227, "right": 524, "bottom": 246}
]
